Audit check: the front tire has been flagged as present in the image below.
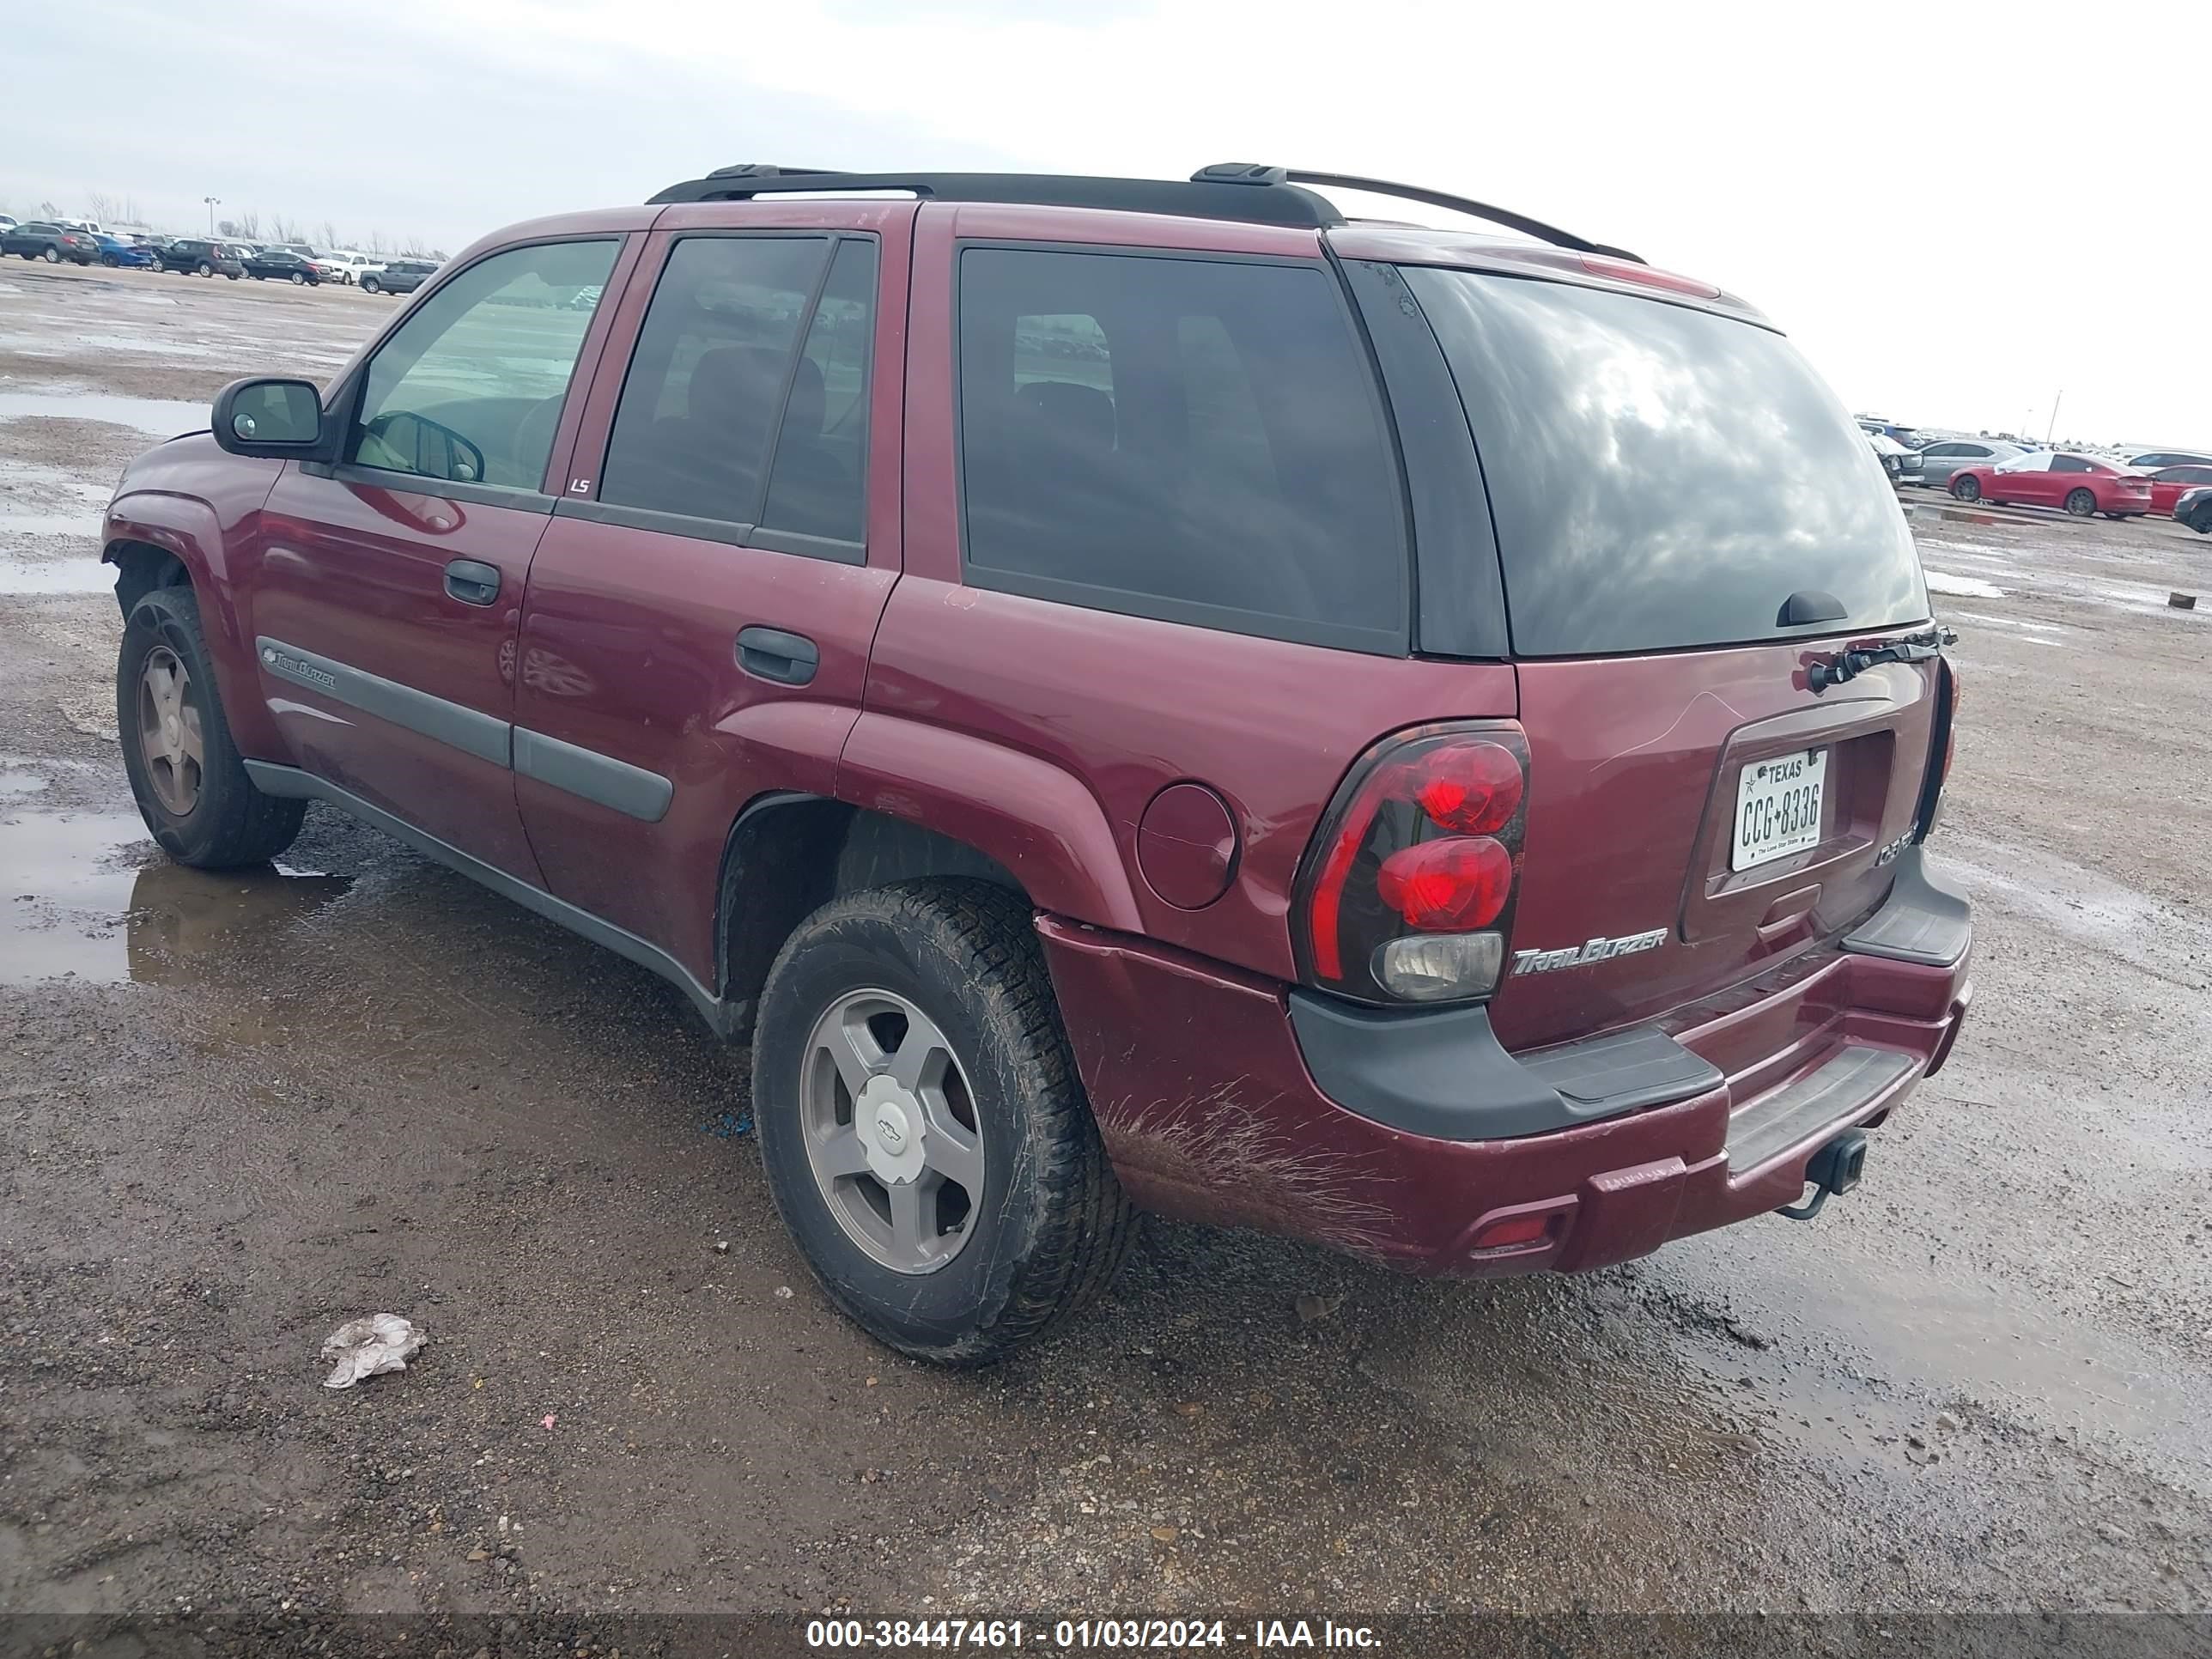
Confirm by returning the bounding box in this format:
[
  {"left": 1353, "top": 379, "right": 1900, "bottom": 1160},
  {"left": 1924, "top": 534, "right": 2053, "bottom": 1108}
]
[
  {"left": 2065, "top": 489, "right": 2096, "bottom": 517},
  {"left": 1950, "top": 474, "right": 1982, "bottom": 502},
  {"left": 360, "top": 276, "right": 381, "bottom": 295},
  {"left": 118, "top": 584, "right": 306, "bottom": 868},
  {"left": 753, "top": 879, "right": 1134, "bottom": 1366}
]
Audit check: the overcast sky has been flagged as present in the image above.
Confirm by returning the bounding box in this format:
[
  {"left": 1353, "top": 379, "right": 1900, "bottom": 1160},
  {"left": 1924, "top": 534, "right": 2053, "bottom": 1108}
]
[{"left": 7, "top": 0, "right": 2206, "bottom": 446}]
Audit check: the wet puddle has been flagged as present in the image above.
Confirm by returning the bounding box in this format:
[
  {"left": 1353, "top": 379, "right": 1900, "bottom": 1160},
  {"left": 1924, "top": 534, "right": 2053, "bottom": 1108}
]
[
  {"left": 1922, "top": 570, "right": 2006, "bottom": 599},
  {"left": 0, "top": 808, "right": 351, "bottom": 986},
  {"left": 0, "top": 389, "right": 207, "bottom": 438},
  {"left": 0, "top": 556, "right": 115, "bottom": 595}
]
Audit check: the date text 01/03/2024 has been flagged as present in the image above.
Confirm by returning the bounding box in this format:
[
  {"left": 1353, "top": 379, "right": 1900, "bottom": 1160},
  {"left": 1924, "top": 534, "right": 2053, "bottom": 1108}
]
[{"left": 804, "top": 1619, "right": 1382, "bottom": 1649}]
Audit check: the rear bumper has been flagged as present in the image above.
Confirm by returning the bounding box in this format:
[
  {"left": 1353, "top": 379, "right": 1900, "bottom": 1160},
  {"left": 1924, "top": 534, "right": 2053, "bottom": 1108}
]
[{"left": 1040, "top": 854, "right": 1971, "bottom": 1277}]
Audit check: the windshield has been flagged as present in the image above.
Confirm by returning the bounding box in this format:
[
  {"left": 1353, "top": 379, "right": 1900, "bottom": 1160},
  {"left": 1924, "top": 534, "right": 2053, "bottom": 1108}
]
[{"left": 1402, "top": 268, "right": 1927, "bottom": 657}]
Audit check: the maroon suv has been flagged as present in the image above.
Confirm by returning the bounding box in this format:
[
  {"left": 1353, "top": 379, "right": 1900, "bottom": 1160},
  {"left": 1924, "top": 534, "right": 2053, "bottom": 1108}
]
[{"left": 102, "top": 163, "right": 1972, "bottom": 1364}]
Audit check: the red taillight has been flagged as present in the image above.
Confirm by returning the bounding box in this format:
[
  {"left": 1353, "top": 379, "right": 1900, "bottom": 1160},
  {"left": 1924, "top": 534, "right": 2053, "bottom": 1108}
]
[
  {"left": 1376, "top": 836, "right": 1513, "bottom": 930},
  {"left": 1295, "top": 723, "right": 1530, "bottom": 1005},
  {"left": 1412, "top": 741, "right": 1523, "bottom": 835}
]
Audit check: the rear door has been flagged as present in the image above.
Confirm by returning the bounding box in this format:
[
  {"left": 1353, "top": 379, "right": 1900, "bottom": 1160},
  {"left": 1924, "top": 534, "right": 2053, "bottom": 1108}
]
[
  {"left": 507, "top": 201, "right": 911, "bottom": 988},
  {"left": 851, "top": 204, "right": 1513, "bottom": 981},
  {"left": 252, "top": 232, "right": 635, "bottom": 878},
  {"left": 1390, "top": 262, "right": 1943, "bottom": 1050}
]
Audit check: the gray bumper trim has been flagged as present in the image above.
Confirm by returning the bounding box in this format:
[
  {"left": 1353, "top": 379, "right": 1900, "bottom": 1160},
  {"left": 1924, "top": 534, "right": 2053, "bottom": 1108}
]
[
  {"left": 1288, "top": 993, "right": 1722, "bottom": 1142},
  {"left": 1726, "top": 1044, "right": 1917, "bottom": 1170},
  {"left": 1842, "top": 845, "right": 1972, "bottom": 967}
]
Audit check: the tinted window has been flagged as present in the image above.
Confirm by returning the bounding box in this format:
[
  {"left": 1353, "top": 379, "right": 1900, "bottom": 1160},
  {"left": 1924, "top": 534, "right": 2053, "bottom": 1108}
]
[
  {"left": 599, "top": 236, "right": 829, "bottom": 527},
  {"left": 761, "top": 238, "right": 876, "bottom": 545},
  {"left": 957, "top": 247, "right": 1407, "bottom": 652},
  {"left": 1922, "top": 443, "right": 1962, "bottom": 458},
  {"left": 1405, "top": 268, "right": 1923, "bottom": 655},
  {"left": 2052, "top": 454, "right": 2091, "bottom": 473},
  {"left": 352, "top": 239, "right": 617, "bottom": 490}
]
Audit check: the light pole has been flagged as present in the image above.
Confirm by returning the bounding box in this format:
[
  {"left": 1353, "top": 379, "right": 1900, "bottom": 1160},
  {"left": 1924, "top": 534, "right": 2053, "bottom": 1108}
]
[
  {"left": 204, "top": 195, "right": 220, "bottom": 234},
  {"left": 2045, "top": 389, "right": 2064, "bottom": 446}
]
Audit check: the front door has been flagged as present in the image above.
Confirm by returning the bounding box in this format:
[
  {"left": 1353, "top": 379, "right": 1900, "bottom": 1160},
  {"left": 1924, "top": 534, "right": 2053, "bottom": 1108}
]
[
  {"left": 509, "top": 204, "right": 912, "bottom": 989},
  {"left": 252, "top": 234, "right": 632, "bottom": 878}
]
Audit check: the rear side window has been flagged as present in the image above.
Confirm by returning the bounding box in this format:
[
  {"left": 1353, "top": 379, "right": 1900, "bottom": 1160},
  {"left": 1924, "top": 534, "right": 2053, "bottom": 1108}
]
[
  {"left": 599, "top": 234, "right": 874, "bottom": 551},
  {"left": 351, "top": 239, "right": 617, "bottom": 490},
  {"left": 1404, "top": 268, "right": 1926, "bottom": 657},
  {"left": 957, "top": 247, "right": 1407, "bottom": 653}
]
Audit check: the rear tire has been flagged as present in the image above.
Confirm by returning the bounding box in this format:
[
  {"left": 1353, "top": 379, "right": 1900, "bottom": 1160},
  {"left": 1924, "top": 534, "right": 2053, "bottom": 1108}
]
[
  {"left": 100, "top": 254, "right": 118, "bottom": 268},
  {"left": 2065, "top": 489, "right": 2096, "bottom": 517},
  {"left": 289, "top": 271, "right": 306, "bottom": 285},
  {"left": 195, "top": 260, "right": 212, "bottom": 277},
  {"left": 117, "top": 584, "right": 307, "bottom": 869},
  {"left": 753, "top": 879, "right": 1134, "bottom": 1366},
  {"left": 1950, "top": 474, "right": 1982, "bottom": 502},
  {"left": 41, "top": 246, "right": 60, "bottom": 264}
]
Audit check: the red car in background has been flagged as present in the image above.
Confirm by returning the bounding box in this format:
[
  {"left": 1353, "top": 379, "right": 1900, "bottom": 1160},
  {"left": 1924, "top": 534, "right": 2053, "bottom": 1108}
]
[
  {"left": 2143, "top": 462, "right": 2212, "bottom": 515},
  {"left": 1948, "top": 451, "right": 2154, "bottom": 518}
]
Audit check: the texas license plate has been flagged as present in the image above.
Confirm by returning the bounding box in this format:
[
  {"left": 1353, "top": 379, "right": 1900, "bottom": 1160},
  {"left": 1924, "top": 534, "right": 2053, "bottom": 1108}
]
[{"left": 1733, "top": 749, "right": 1828, "bottom": 872}]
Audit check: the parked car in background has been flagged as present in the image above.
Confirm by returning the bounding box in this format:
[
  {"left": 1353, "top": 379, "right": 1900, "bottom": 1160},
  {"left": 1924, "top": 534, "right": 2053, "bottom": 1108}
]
[
  {"left": 2174, "top": 486, "right": 2212, "bottom": 533},
  {"left": 1914, "top": 438, "right": 2024, "bottom": 487},
  {"left": 1868, "top": 431, "right": 1922, "bottom": 488},
  {"left": 91, "top": 234, "right": 159, "bottom": 269},
  {"left": 3, "top": 222, "right": 100, "bottom": 264},
  {"left": 99, "top": 162, "right": 1970, "bottom": 1362},
  {"left": 2124, "top": 450, "right": 2212, "bottom": 470},
  {"left": 2143, "top": 464, "right": 2212, "bottom": 515},
  {"left": 1949, "top": 450, "right": 2154, "bottom": 518},
  {"left": 321, "top": 252, "right": 384, "bottom": 285},
  {"left": 358, "top": 258, "right": 436, "bottom": 295},
  {"left": 154, "top": 239, "right": 246, "bottom": 279},
  {"left": 240, "top": 248, "right": 325, "bottom": 285},
  {"left": 0, "top": 215, "right": 17, "bottom": 232}
]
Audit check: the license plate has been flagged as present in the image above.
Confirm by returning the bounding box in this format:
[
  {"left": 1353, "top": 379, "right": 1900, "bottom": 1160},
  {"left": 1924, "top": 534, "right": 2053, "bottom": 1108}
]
[{"left": 1732, "top": 748, "right": 1828, "bottom": 872}]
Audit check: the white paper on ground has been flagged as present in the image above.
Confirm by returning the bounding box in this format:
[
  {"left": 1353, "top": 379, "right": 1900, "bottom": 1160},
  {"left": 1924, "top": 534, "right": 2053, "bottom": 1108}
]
[{"left": 320, "top": 1314, "right": 426, "bottom": 1389}]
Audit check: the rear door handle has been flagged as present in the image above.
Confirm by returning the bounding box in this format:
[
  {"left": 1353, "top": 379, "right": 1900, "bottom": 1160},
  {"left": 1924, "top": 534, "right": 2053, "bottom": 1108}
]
[
  {"left": 444, "top": 559, "right": 501, "bottom": 606},
  {"left": 736, "top": 626, "right": 819, "bottom": 686}
]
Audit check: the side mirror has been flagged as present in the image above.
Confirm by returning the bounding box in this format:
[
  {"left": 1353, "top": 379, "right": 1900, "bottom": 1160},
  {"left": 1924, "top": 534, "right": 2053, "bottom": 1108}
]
[{"left": 211, "top": 377, "right": 326, "bottom": 458}]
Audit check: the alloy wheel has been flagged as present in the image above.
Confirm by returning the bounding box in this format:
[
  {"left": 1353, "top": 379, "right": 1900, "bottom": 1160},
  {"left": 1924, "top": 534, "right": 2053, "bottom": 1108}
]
[
  {"left": 799, "top": 988, "right": 986, "bottom": 1275},
  {"left": 137, "top": 646, "right": 204, "bottom": 815}
]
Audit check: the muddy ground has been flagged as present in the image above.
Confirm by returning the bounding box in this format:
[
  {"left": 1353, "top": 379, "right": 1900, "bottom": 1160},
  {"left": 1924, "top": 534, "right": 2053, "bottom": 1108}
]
[{"left": 1, "top": 262, "right": 2208, "bottom": 1648}]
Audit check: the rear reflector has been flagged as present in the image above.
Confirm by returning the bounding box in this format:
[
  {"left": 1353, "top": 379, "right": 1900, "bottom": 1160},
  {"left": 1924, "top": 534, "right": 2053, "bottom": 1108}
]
[{"left": 1471, "top": 1212, "right": 1553, "bottom": 1249}]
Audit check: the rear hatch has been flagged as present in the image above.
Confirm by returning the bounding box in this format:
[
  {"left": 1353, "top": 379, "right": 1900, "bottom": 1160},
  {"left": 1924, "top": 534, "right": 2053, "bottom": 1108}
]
[{"left": 1391, "top": 260, "right": 1944, "bottom": 1051}]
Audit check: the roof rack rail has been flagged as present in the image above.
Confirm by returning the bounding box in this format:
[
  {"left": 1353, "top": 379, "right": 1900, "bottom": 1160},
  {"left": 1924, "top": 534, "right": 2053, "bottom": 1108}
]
[
  {"left": 648, "top": 167, "right": 1345, "bottom": 228},
  {"left": 1272, "top": 169, "right": 1644, "bottom": 264},
  {"left": 701, "top": 162, "right": 840, "bottom": 180},
  {"left": 645, "top": 163, "right": 1638, "bottom": 260}
]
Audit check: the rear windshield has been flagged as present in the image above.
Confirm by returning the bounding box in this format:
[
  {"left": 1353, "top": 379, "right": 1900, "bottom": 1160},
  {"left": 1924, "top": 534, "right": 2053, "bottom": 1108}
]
[{"left": 1403, "top": 268, "right": 1927, "bottom": 657}]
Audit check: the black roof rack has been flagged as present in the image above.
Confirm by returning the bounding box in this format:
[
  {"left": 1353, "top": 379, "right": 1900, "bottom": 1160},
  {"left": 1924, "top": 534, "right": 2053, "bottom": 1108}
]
[
  {"left": 648, "top": 164, "right": 1344, "bottom": 228},
  {"left": 647, "top": 161, "right": 1640, "bottom": 261},
  {"left": 1275, "top": 169, "right": 1643, "bottom": 264}
]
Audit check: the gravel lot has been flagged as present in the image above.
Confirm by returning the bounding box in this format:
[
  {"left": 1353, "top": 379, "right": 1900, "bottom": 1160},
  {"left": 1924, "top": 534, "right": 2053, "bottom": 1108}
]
[{"left": 2, "top": 262, "right": 2207, "bottom": 1650}]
